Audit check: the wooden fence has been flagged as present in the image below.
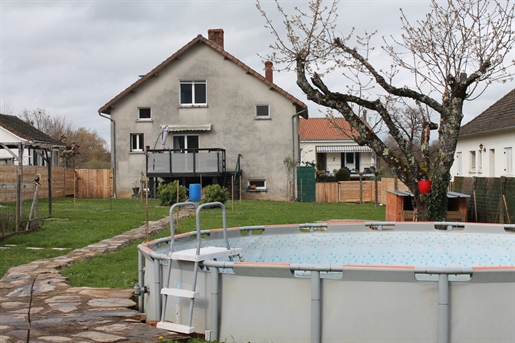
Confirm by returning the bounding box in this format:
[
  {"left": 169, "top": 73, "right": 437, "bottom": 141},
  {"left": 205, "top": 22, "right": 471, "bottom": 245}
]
[
  {"left": 0, "top": 166, "right": 113, "bottom": 202},
  {"left": 316, "top": 178, "right": 409, "bottom": 204}
]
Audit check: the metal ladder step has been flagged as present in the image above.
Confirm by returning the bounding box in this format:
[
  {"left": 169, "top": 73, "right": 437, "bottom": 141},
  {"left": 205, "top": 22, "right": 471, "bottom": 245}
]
[
  {"left": 161, "top": 287, "right": 198, "bottom": 299},
  {"left": 156, "top": 321, "right": 196, "bottom": 334}
]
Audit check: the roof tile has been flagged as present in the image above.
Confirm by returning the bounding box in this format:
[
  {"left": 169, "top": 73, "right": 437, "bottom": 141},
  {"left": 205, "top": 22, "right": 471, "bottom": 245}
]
[
  {"left": 300, "top": 117, "right": 356, "bottom": 141},
  {"left": 460, "top": 88, "right": 515, "bottom": 137}
]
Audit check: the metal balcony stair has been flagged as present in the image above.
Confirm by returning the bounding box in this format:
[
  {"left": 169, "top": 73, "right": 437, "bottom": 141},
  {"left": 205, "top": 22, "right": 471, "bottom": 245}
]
[{"left": 156, "top": 201, "right": 242, "bottom": 334}]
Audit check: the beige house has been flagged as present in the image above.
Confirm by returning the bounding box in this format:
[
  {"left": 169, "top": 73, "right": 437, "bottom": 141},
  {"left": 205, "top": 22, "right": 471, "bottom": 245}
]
[
  {"left": 99, "top": 29, "right": 308, "bottom": 200},
  {"left": 451, "top": 89, "right": 515, "bottom": 178},
  {"left": 300, "top": 117, "right": 375, "bottom": 177}
]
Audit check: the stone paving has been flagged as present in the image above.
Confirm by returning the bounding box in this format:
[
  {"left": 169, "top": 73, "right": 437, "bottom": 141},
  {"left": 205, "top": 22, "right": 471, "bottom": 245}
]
[{"left": 0, "top": 214, "right": 190, "bottom": 343}]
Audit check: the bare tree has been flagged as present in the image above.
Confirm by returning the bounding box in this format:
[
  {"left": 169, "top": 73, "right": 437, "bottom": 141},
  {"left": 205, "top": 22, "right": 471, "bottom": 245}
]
[{"left": 257, "top": 0, "right": 514, "bottom": 220}]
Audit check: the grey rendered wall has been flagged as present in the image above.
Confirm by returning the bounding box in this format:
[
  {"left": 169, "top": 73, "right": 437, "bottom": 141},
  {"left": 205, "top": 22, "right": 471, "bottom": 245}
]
[{"left": 110, "top": 43, "right": 300, "bottom": 199}]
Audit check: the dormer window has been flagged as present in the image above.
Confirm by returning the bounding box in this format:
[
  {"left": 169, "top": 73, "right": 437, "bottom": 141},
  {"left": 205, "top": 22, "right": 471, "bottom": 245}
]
[{"left": 180, "top": 80, "right": 207, "bottom": 106}]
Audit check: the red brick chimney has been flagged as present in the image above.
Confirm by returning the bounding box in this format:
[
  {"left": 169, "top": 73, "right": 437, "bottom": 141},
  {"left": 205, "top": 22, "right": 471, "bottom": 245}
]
[
  {"left": 265, "top": 61, "right": 273, "bottom": 83},
  {"left": 208, "top": 29, "right": 224, "bottom": 49}
]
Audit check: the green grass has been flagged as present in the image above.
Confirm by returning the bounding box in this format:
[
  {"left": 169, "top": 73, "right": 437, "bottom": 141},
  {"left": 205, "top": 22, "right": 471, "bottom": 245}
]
[{"left": 1, "top": 198, "right": 385, "bottom": 288}]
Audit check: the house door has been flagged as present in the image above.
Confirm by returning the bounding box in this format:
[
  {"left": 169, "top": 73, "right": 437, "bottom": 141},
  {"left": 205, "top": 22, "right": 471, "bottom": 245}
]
[
  {"left": 341, "top": 152, "right": 360, "bottom": 172},
  {"left": 316, "top": 153, "right": 326, "bottom": 171}
]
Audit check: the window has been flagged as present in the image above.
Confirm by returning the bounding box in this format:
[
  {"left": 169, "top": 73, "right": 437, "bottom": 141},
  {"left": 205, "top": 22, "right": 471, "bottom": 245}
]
[
  {"left": 130, "top": 133, "right": 144, "bottom": 152},
  {"left": 138, "top": 108, "right": 151, "bottom": 120},
  {"left": 173, "top": 135, "right": 199, "bottom": 151},
  {"left": 248, "top": 179, "right": 266, "bottom": 190},
  {"left": 180, "top": 80, "right": 206, "bottom": 105},
  {"left": 469, "top": 150, "right": 476, "bottom": 171},
  {"left": 256, "top": 105, "right": 270, "bottom": 118}
]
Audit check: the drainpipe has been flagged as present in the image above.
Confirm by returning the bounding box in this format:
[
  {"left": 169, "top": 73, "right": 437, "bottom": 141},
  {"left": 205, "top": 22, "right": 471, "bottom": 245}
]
[
  {"left": 98, "top": 112, "right": 117, "bottom": 198},
  {"left": 311, "top": 270, "right": 321, "bottom": 343},
  {"left": 291, "top": 109, "right": 307, "bottom": 200}
]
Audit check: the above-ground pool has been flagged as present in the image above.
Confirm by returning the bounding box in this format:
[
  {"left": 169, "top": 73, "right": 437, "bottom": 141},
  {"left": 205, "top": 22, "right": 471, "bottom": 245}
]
[{"left": 137, "top": 202, "right": 515, "bottom": 343}]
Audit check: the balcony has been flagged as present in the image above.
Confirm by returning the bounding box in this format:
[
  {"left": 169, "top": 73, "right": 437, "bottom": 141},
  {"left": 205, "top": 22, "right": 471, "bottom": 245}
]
[{"left": 146, "top": 148, "right": 226, "bottom": 178}]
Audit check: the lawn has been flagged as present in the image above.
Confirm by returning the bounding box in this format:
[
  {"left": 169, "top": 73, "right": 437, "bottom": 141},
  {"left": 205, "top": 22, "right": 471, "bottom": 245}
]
[{"left": 0, "top": 198, "right": 385, "bottom": 288}]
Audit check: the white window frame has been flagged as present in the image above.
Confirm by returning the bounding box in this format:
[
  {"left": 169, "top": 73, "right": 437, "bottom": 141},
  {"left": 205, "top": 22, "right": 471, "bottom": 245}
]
[
  {"left": 138, "top": 107, "right": 151, "bottom": 121},
  {"left": 248, "top": 179, "right": 266, "bottom": 191},
  {"left": 255, "top": 105, "right": 270, "bottom": 119},
  {"left": 469, "top": 150, "right": 476, "bottom": 172},
  {"left": 180, "top": 80, "right": 207, "bottom": 106},
  {"left": 130, "top": 133, "right": 144, "bottom": 152}
]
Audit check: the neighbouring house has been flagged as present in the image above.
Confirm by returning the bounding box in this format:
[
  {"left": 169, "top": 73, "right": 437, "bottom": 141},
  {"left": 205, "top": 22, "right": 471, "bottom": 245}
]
[
  {"left": 98, "top": 29, "right": 308, "bottom": 200},
  {"left": 299, "top": 117, "right": 375, "bottom": 177},
  {"left": 451, "top": 89, "right": 515, "bottom": 178},
  {"left": 0, "top": 113, "right": 64, "bottom": 166}
]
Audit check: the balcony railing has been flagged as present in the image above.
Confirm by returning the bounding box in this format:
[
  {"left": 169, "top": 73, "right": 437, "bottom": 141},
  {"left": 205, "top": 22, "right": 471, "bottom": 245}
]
[{"left": 146, "top": 148, "right": 226, "bottom": 178}]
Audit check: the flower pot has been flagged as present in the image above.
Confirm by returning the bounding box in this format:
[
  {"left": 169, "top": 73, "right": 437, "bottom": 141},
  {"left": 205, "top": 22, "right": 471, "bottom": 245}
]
[{"left": 418, "top": 180, "right": 432, "bottom": 194}]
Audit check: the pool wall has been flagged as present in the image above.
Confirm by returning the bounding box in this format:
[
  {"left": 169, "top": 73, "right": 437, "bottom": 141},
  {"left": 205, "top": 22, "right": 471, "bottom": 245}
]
[{"left": 138, "top": 221, "right": 515, "bottom": 343}]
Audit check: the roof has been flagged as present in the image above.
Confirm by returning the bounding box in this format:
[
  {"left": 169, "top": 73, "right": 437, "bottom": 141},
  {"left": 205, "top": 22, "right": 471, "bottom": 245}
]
[
  {"left": 0, "top": 114, "right": 65, "bottom": 148},
  {"left": 460, "top": 88, "right": 515, "bottom": 137},
  {"left": 300, "top": 117, "right": 356, "bottom": 141},
  {"left": 98, "top": 34, "right": 307, "bottom": 116}
]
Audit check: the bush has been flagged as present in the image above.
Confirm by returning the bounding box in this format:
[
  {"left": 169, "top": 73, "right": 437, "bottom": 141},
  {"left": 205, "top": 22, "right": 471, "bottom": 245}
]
[
  {"left": 201, "top": 184, "right": 229, "bottom": 204},
  {"left": 335, "top": 167, "right": 351, "bottom": 181},
  {"left": 156, "top": 180, "right": 187, "bottom": 206},
  {"left": 316, "top": 173, "right": 337, "bottom": 183}
]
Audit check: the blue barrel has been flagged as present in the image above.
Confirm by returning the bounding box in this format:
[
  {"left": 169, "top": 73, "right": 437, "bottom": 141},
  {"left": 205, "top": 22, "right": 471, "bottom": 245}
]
[{"left": 189, "top": 183, "right": 201, "bottom": 201}]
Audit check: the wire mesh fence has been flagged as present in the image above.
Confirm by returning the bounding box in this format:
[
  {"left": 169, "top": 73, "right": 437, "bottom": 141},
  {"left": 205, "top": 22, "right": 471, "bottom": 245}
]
[{"left": 452, "top": 176, "right": 514, "bottom": 223}]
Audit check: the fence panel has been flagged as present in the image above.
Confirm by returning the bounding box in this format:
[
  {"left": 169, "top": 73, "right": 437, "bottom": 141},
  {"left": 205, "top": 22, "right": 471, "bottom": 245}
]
[
  {"left": 0, "top": 166, "right": 74, "bottom": 202},
  {"left": 75, "top": 169, "right": 113, "bottom": 199},
  {"left": 317, "top": 178, "right": 393, "bottom": 204}
]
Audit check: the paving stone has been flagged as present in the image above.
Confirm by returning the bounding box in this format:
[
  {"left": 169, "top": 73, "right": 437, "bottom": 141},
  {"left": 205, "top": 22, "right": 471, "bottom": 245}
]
[
  {"left": 38, "top": 336, "right": 73, "bottom": 342},
  {"left": 73, "top": 331, "right": 125, "bottom": 342},
  {"left": 88, "top": 298, "right": 136, "bottom": 308}
]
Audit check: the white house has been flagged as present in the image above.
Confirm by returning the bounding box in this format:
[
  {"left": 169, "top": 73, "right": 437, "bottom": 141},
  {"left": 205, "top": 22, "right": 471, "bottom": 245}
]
[
  {"left": 300, "top": 117, "right": 375, "bottom": 176},
  {"left": 0, "top": 113, "right": 63, "bottom": 166},
  {"left": 451, "top": 89, "right": 515, "bottom": 178}
]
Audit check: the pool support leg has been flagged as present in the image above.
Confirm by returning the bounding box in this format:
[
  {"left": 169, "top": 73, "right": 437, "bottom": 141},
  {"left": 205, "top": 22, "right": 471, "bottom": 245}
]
[
  {"left": 208, "top": 267, "right": 220, "bottom": 342},
  {"left": 311, "top": 271, "right": 321, "bottom": 343},
  {"left": 154, "top": 258, "right": 162, "bottom": 320},
  {"left": 439, "top": 274, "right": 449, "bottom": 343}
]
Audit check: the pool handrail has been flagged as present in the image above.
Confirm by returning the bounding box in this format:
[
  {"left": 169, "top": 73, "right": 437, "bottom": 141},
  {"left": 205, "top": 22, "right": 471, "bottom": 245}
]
[
  {"left": 169, "top": 202, "right": 198, "bottom": 254},
  {"left": 195, "top": 202, "right": 231, "bottom": 255}
]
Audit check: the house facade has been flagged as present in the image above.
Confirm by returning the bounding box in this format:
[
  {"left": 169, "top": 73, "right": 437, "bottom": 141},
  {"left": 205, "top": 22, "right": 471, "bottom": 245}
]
[
  {"left": 451, "top": 89, "right": 515, "bottom": 178},
  {"left": 99, "top": 29, "right": 308, "bottom": 200},
  {"left": 300, "top": 117, "right": 375, "bottom": 176},
  {"left": 0, "top": 113, "right": 63, "bottom": 166}
]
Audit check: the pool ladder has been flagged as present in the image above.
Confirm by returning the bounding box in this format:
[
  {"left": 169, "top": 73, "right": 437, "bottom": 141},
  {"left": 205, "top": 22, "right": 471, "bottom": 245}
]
[{"left": 156, "top": 202, "right": 242, "bottom": 334}]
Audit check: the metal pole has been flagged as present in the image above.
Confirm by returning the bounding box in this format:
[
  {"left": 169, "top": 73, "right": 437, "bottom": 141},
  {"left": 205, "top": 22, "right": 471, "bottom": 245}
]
[
  {"left": 311, "top": 270, "right": 321, "bottom": 343},
  {"left": 438, "top": 274, "right": 449, "bottom": 343},
  {"left": 154, "top": 259, "right": 161, "bottom": 320}
]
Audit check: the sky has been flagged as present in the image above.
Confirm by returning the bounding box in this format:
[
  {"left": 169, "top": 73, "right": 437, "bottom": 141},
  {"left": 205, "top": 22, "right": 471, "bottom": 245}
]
[{"left": 0, "top": 0, "right": 513, "bottom": 149}]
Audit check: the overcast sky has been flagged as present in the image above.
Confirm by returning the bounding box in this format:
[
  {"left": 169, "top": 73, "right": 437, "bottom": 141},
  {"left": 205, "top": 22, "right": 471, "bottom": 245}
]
[{"left": 1, "top": 0, "right": 513, "bottom": 148}]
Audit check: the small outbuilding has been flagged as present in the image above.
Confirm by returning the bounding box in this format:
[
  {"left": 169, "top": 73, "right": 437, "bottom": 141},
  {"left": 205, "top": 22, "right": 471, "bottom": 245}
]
[{"left": 386, "top": 190, "right": 470, "bottom": 222}]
